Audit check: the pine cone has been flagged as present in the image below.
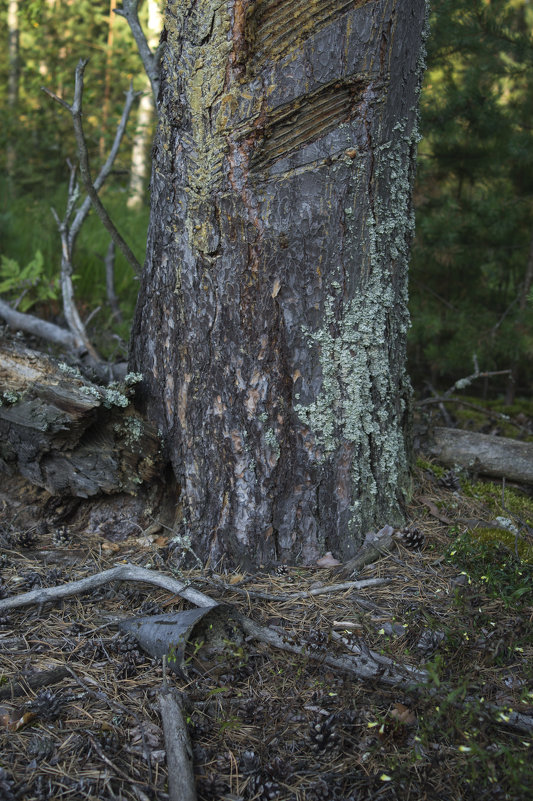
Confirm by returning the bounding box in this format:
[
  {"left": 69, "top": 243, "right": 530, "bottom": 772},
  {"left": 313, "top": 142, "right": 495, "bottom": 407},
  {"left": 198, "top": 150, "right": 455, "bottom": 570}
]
[
  {"left": 307, "top": 713, "right": 342, "bottom": 756},
  {"left": 246, "top": 773, "right": 281, "bottom": 800},
  {"left": 414, "top": 628, "right": 445, "bottom": 657},
  {"left": 394, "top": 527, "right": 425, "bottom": 549},
  {"left": 29, "top": 689, "right": 65, "bottom": 721},
  {"left": 240, "top": 749, "right": 261, "bottom": 775},
  {"left": 52, "top": 525, "right": 71, "bottom": 546},
  {"left": 438, "top": 470, "right": 461, "bottom": 491},
  {"left": 16, "top": 529, "right": 39, "bottom": 548},
  {"left": 197, "top": 773, "right": 229, "bottom": 800},
  {"left": 27, "top": 734, "right": 56, "bottom": 762},
  {"left": 0, "top": 767, "right": 15, "bottom": 801}
]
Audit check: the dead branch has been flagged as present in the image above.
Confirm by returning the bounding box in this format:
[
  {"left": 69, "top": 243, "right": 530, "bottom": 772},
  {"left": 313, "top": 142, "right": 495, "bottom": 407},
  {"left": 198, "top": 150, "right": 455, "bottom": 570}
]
[
  {"left": 0, "top": 298, "right": 77, "bottom": 350},
  {"left": 197, "top": 575, "right": 391, "bottom": 602},
  {"left": 428, "top": 427, "right": 533, "bottom": 485},
  {"left": 0, "top": 563, "right": 216, "bottom": 614},
  {"left": 0, "top": 667, "right": 70, "bottom": 700},
  {"left": 42, "top": 61, "right": 142, "bottom": 275},
  {"left": 51, "top": 161, "right": 99, "bottom": 358},
  {"left": 240, "top": 616, "right": 428, "bottom": 688},
  {"left": 116, "top": 0, "right": 160, "bottom": 103},
  {"left": 67, "top": 80, "right": 139, "bottom": 251},
  {"left": 158, "top": 685, "right": 197, "bottom": 801}
]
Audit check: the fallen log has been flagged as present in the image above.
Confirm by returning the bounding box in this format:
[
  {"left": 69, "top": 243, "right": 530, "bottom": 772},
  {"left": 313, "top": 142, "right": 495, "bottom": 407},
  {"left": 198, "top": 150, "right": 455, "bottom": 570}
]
[
  {"left": 428, "top": 427, "right": 533, "bottom": 486},
  {"left": 0, "top": 341, "right": 161, "bottom": 496}
]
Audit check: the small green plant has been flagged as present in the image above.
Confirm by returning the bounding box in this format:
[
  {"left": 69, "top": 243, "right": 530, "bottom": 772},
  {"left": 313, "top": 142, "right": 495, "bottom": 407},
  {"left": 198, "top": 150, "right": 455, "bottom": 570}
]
[
  {"left": 0, "top": 251, "right": 60, "bottom": 313},
  {"left": 446, "top": 531, "right": 533, "bottom": 607}
]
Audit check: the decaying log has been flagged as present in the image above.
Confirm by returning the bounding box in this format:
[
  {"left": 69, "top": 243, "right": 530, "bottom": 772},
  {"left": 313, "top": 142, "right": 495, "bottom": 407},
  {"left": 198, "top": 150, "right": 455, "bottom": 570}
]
[
  {"left": 0, "top": 342, "right": 161, "bottom": 496},
  {"left": 429, "top": 427, "right": 533, "bottom": 486}
]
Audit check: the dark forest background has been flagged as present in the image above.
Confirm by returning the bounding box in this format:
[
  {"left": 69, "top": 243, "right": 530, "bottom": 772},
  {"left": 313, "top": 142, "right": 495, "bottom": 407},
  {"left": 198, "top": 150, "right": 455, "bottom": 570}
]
[{"left": 1, "top": 0, "right": 532, "bottom": 401}]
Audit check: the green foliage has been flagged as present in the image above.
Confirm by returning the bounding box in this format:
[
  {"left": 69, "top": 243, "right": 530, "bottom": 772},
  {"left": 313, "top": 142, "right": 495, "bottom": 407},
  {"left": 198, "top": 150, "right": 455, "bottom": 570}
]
[
  {"left": 446, "top": 530, "right": 533, "bottom": 605},
  {"left": 0, "top": 250, "right": 59, "bottom": 312},
  {"left": 410, "top": 0, "right": 533, "bottom": 394}
]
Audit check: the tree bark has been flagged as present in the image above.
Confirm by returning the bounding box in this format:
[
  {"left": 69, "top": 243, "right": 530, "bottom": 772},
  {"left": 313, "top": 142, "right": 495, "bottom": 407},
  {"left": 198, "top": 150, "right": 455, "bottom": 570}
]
[{"left": 130, "top": 0, "right": 428, "bottom": 567}]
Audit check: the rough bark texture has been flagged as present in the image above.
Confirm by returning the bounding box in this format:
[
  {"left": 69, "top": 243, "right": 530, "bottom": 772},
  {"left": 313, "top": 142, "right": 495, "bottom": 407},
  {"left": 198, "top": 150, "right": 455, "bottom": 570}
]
[
  {"left": 0, "top": 343, "right": 160, "bottom": 496},
  {"left": 130, "top": 0, "right": 428, "bottom": 567}
]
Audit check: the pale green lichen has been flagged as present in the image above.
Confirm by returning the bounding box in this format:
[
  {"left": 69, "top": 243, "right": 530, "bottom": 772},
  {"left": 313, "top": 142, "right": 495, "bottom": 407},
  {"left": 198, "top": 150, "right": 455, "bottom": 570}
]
[
  {"left": 114, "top": 416, "right": 144, "bottom": 449},
  {"left": 294, "top": 115, "right": 417, "bottom": 532},
  {"left": 103, "top": 388, "right": 129, "bottom": 408},
  {"left": 264, "top": 428, "right": 281, "bottom": 461},
  {"left": 57, "top": 362, "right": 81, "bottom": 378},
  {"left": 1, "top": 390, "right": 20, "bottom": 404},
  {"left": 125, "top": 372, "right": 144, "bottom": 386}
]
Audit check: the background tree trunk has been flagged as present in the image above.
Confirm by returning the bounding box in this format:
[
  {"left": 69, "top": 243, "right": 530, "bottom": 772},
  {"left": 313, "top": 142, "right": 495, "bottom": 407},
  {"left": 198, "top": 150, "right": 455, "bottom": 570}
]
[
  {"left": 6, "top": 0, "right": 20, "bottom": 185},
  {"left": 127, "top": 0, "right": 162, "bottom": 210},
  {"left": 130, "top": 0, "right": 428, "bottom": 567}
]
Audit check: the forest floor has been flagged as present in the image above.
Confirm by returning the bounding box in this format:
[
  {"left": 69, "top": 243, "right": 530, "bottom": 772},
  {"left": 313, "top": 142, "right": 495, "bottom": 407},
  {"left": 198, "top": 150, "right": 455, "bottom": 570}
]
[{"left": 0, "top": 400, "right": 532, "bottom": 801}]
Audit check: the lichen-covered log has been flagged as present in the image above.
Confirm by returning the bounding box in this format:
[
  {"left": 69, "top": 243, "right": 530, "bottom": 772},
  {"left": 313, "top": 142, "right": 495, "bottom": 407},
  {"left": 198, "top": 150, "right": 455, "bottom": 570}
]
[
  {"left": 429, "top": 427, "right": 533, "bottom": 486},
  {"left": 0, "top": 343, "right": 160, "bottom": 496},
  {"left": 130, "top": 0, "right": 428, "bottom": 566}
]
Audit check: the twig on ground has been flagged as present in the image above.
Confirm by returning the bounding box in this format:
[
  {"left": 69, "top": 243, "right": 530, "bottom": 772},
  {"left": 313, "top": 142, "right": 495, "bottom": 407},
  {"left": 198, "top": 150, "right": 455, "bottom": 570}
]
[
  {"left": 158, "top": 678, "right": 197, "bottom": 801},
  {"left": 0, "top": 563, "right": 217, "bottom": 613},
  {"left": 0, "top": 667, "right": 70, "bottom": 700},
  {"left": 66, "top": 666, "right": 154, "bottom": 786},
  {"left": 240, "top": 616, "right": 428, "bottom": 688},
  {"left": 87, "top": 734, "right": 153, "bottom": 801},
  {"left": 197, "top": 575, "right": 391, "bottom": 602}
]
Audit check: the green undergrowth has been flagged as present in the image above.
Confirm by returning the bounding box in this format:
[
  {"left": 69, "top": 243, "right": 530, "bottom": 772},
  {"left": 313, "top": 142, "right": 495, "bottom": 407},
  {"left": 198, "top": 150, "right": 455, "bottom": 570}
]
[{"left": 446, "top": 531, "right": 533, "bottom": 605}]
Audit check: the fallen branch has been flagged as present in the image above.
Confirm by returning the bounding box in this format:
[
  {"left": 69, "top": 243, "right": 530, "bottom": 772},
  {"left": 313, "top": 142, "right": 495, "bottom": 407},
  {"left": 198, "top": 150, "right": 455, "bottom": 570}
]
[
  {"left": 158, "top": 683, "right": 197, "bottom": 801},
  {"left": 198, "top": 576, "right": 391, "bottom": 602},
  {"left": 0, "top": 563, "right": 216, "bottom": 614},
  {"left": 0, "top": 298, "right": 77, "bottom": 350},
  {"left": 0, "top": 667, "right": 70, "bottom": 700},
  {"left": 428, "top": 427, "right": 533, "bottom": 485},
  {"left": 240, "top": 616, "right": 427, "bottom": 688},
  {"left": 1, "top": 563, "right": 424, "bottom": 690}
]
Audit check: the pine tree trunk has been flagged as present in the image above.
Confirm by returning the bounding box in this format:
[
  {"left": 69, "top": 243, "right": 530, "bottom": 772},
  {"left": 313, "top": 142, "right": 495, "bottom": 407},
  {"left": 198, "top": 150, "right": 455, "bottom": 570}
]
[{"left": 130, "top": 0, "right": 428, "bottom": 567}]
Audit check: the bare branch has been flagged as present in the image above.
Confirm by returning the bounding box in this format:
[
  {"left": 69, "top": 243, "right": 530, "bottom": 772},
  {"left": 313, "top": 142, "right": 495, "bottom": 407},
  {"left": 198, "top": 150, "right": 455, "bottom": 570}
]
[
  {"left": 68, "top": 80, "right": 140, "bottom": 250},
  {"left": 51, "top": 161, "right": 100, "bottom": 359},
  {"left": 0, "top": 563, "right": 217, "bottom": 614},
  {"left": 115, "top": 0, "right": 160, "bottom": 103},
  {"left": 158, "top": 686, "right": 197, "bottom": 801},
  {"left": 42, "top": 61, "right": 142, "bottom": 275},
  {"left": 0, "top": 297, "right": 78, "bottom": 350}
]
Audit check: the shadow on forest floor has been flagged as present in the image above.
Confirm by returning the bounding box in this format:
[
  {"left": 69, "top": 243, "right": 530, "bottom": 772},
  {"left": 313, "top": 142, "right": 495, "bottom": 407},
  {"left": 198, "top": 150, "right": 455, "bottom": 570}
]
[{"left": 0, "top": 400, "right": 532, "bottom": 801}]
